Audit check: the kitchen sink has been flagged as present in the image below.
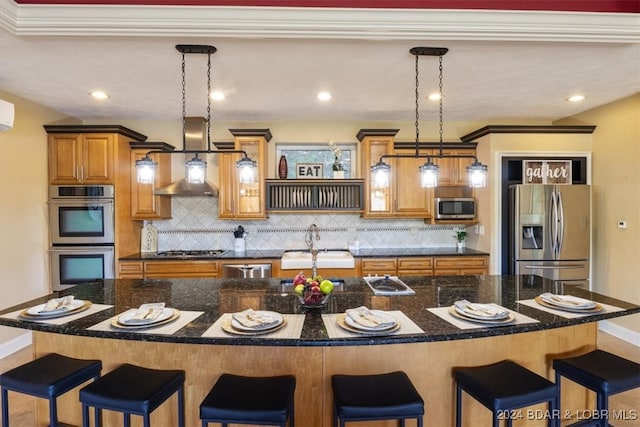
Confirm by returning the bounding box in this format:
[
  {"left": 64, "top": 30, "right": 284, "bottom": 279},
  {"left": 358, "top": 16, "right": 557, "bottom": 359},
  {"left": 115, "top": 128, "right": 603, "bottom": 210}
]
[
  {"left": 279, "top": 279, "right": 345, "bottom": 293},
  {"left": 280, "top": 250, "right": 355, "bottom": 269},
  {"left": 363, "top": 275, "right": 415, "bottom": 296}
]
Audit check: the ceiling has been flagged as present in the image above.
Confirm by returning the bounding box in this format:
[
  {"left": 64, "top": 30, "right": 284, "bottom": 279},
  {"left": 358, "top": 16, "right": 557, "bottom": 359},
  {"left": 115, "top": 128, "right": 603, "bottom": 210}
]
[{"left": 1, "top": 2, "right": 638, "bottom": 125}]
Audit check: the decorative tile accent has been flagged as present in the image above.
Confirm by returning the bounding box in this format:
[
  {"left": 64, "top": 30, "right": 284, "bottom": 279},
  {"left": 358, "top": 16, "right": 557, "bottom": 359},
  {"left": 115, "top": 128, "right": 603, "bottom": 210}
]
[{"left": 154, "top": 198, "right": 471, "bottom": 252}]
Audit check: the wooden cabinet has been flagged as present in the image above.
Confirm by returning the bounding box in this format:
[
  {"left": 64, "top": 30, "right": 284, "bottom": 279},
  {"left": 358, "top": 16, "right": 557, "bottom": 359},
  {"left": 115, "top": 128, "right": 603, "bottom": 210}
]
[
  {"left": 357, "top": 129, "right": 433, "bottom": 218},
  {"left": 433, "top": 256, "right": 488, "bottom": 276},
  {"left": 433, "top": 148, "right": 476, "bottom": 186},
  {"left": 117, "top": 261, "right": 144, "bottom": 279},
  {"left": 361, "top": 258, "right": 398, "bottom": 276},
  {"left": 48, "top": 133, "right": 115, "bottom": 184},
  {"left": 219, "top": 129, "right": 270, "bottom": 219},
  {"left": 397, "top": 257, "right": 433, "bottom": 276},
  {"left": 143, "top": 260, "right": 218, "bottom": 278},
  {"left": 130, "top": 142, "right": 173, "bottom": 220}
]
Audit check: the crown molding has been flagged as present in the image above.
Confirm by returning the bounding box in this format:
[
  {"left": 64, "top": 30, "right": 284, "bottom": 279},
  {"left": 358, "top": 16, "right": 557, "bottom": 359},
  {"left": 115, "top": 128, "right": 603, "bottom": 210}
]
[{"left": 1, "top": 1, "right": 638, "bottom": 43}]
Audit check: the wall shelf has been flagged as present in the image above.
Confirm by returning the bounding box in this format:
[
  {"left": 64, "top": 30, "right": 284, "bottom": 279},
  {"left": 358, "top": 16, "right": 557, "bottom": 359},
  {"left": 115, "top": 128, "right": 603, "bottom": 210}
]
[{"left": 266, "top": 179, "right": 363, "bottom": 212}]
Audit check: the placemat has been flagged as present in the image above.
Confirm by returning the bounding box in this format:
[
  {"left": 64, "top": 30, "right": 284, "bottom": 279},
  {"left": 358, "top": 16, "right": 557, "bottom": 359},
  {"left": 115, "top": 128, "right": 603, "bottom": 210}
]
[
  {"left": 322, "top": 310, "right": 424, "bottom": 339},
  {"left": 517, "top": 299, "right": 626, "bottom": 319},
  {"left": 87, "top": 310, "right": 204, "bottom": 335},
  {"left": 202, "top": 314, "right": 305, "bottom": 339},
  {"left": 0, "top": 303, "right": 113, "bottom": 325},
  {"left": 427, "top": 306, "right": 539, "bottom": 330}
]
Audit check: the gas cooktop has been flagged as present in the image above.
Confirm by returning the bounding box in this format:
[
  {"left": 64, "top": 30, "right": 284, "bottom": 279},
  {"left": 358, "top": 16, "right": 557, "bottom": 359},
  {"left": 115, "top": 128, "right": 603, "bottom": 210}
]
[{"left": 152, "top": 250, "right": 228, "bottom": 258}]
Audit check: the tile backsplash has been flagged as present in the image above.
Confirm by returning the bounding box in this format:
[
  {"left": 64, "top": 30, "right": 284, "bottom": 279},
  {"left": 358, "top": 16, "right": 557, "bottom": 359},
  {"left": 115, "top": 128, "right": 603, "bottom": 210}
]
[{"left": 151, "top": 197, "right": 472, "bottom": 253}]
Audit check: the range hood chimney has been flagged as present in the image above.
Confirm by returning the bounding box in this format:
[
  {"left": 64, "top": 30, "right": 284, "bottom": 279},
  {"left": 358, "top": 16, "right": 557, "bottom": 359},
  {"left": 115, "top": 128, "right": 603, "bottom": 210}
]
[{"left": 154, "top": 117, "right": 219, "bottom": 197}]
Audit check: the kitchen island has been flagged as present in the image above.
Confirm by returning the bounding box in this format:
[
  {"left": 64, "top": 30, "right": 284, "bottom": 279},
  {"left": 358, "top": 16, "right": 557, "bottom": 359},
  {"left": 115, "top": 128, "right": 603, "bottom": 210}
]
[{"left": 1, "top": 275, "right": 637, "bottom": 426}]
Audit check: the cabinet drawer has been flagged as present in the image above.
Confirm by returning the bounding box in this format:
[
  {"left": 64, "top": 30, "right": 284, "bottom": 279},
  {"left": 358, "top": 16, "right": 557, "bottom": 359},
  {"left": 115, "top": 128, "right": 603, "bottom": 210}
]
[
  {"left": 433, "top": 256, "right": 487, "bottom": 269},
  {"left": 117, "top": 261, "right": 143, "bottom": 279},
  {"left": 143, "top": 261, "right": 218, "bottom": 278},
  {"left": 361, "top": 258, "right": 397, "bottom": 276}
]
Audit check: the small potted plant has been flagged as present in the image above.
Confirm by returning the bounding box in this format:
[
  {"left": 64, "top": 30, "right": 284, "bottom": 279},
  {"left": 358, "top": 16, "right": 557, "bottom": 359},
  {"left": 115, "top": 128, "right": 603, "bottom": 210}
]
[{"left": 455, "top": 230, "right": 467, "bottom": 251}]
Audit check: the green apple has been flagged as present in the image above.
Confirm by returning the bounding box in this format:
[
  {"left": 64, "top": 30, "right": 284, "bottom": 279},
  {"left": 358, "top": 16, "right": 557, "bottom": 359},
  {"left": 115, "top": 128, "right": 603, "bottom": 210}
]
[
  {"left": 294, "top": 284, "right": 305, "bottom": 296},
  {"left": 319, "top": 280, "right": 334, "bottom": 295}
]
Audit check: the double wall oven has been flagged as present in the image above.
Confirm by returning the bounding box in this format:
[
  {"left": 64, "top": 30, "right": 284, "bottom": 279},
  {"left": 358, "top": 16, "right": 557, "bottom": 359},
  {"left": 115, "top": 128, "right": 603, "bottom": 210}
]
[{"left": 48, "top": 185, "right": 115, "bottom": 290}]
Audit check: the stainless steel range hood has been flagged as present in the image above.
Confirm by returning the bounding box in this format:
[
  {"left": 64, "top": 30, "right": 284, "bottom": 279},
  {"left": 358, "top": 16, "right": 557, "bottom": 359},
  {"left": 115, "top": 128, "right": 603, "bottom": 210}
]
[{"left": 155, "top": 117, "right": 219, "bottom": 197}]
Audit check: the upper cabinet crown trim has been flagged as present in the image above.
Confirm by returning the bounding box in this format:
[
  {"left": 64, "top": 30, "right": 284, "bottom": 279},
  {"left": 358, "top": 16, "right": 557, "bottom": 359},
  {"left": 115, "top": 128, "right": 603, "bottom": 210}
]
[
  {"left": 356, "top": 129, "right": 399, "bottom": 141},
  {"left": 228, "top": 128, "right": 273, "bottom": 141},
  {"left": 44, "top": 125, "right": 148, "bottom": 141},
  {"left": 460, "top": 125, "right": 596, "bottom": 142}
]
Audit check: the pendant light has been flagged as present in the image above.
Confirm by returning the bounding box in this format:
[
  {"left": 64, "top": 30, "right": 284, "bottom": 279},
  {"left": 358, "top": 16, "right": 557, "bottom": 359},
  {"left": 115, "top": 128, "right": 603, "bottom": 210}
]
[
  {"left": 136, "top": 45, "right": 256, "bottom": 185},
  {"left": 370, "top": 47, "right": 488, "bottom": 189}
]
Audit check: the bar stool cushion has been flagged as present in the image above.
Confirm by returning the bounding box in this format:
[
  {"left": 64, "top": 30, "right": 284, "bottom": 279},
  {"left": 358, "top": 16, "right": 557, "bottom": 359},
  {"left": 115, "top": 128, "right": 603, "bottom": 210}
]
[
  {"left": 553, "top": 350, "right": 640, "bottom": 396},
  {"left": 79, "top": 363, "right": 185, "bottom": 414},
  {"left": 0, "top": 352, "right": 101, "bottom": 399},
  {"left": 332, "top": 371, "right": 424, "bottom": 420},
  {"left": 454, "top": 360, "right": 557, "bottom": 411},
  {"left": 200, "top": 374, "right": 296, "bottom": 424}
]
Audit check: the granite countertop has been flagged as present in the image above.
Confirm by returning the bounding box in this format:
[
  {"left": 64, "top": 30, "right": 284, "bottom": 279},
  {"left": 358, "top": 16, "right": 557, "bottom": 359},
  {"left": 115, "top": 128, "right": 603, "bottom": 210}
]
[
  {"left": 0, "top": 275, "right": 637, "bottom": 347},
  {"left": 120, "top": 247, "right": 489, "bottom": 261}
]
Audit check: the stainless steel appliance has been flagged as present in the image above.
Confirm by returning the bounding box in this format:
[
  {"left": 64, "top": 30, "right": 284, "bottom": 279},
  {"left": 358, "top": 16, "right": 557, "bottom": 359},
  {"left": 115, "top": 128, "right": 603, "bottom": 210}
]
[
  {"left": 48, "top": 185, "right": 115, "bottom": 245},
  {"left": 48, "top": 185, "right": 115, "bottom": 290},
  {"left": 222, "top": 263, "right": 272, "bottom": 279},
  {"left": 509, "top": 184, "right": 590, "bottom": 288},
  {"left": 49, "top": 246, "right": 114, "bottom": 290},
  {"left": 362, "top": 275, "right": 415, "bottom": 295},
  {"left": 151, "top": 250, "right": 228, "bottom": 259},
  {"left": 435, "top": 198, "right": 476, "bottom": 220}
]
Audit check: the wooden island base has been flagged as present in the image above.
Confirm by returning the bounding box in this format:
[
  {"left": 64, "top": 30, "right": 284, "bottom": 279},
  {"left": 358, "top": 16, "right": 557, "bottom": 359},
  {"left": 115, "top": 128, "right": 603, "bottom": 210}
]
[{"left": 33, "top": 323, "right": 597, "bottom": 427}]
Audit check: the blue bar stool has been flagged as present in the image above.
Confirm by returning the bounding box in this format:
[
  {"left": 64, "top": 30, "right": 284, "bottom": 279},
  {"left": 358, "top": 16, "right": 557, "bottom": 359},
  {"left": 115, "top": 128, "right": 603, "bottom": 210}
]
[
  {"left": 0, "top": 352, "right": 101, "bottom": 427},
  {"left": 199, "top": 373, "right": 296, "bottom": 427},
  {"left": 331, "top": 371, "right": 424, "bottom": 427},
  {"left": 453, "top": 360, "right": 559, "bottom": 427},
  {"left": 79, "top": 363, "right": 185, "bottom": 427},
  {"left": 553, "top": 349, "right": 640, "bottom": 427}
]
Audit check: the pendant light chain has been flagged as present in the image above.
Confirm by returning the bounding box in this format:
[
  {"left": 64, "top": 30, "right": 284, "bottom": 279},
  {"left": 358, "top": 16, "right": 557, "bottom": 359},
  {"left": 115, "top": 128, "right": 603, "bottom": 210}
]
[
  {"left": 206, "top": 51, "right": 213, "bottom": 148},
  {"left": 181, "top": 51, "right": 187, "bottom": 148},
  {"left": 414, "top": 53, "right": 420, "bottom": 155},
  {"left": 438, "top": 54, "right": 444, "bottom": 157}
]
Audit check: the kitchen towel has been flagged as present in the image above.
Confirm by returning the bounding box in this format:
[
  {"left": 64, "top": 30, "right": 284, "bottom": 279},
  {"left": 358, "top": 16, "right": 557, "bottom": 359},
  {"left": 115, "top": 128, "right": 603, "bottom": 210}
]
[
  {"left": 202, "top": 314, "right": 305, "bottom": 339},
  {"left": 427, "top": 307, "right": 539, "bottom": 330},
  {"left": 87, "top": 310, "right": 204, "bottom": 335},
  {"left": 516, "top": 299, "right": 625, "bottom": 319},
  {"left": 0, "top": 304, "right": 113, "bottom": 325},
  {"left": 322, "top": 311, "right": 424, "bottom": 339}
]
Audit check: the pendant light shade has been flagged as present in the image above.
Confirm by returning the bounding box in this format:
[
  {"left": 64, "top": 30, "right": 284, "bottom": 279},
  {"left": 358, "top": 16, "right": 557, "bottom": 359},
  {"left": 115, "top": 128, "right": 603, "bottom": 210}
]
[
  {"left": 467, "top": 161, "right": 488, "bottom": 188},
  {"left": 371, "top": 160, "right": 391, "bottom": 189},
  {"left": 419, "top": 160, "right": 439, "bottom": 188},
  {"left": 237, "top": 157, "right": 257, "bottom": 183},
  {"left": 136, "top": 155, "right": 157, "bottom": 184},
  {"left": 186, "top": 155, "right": 207, "bottom": 184}
]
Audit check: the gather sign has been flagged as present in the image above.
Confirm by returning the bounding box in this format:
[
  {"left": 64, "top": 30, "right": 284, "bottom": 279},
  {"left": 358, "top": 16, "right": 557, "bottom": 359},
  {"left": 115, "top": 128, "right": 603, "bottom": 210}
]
[{"left": 523, "top": 160, "right": 572, "bottom": 184}]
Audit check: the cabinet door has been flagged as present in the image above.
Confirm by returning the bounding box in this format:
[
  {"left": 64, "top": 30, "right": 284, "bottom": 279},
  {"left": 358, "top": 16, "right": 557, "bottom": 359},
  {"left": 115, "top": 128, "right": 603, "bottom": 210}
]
[
  {"left": 48, "top": 134, "right": 83, "bottom": 184},
  {"left": 143, "top": 261, "right": 218, "bottom": 278},
  {"left": 130, "top": 150, "right": 171, "bottom": 219},
  {"left": 81, "top": 134, "right": 114, "bottom": 184},
  {"left": 397, "top": 257, "right": 433, "bottom": 276},
  {"left": 235, "top": 137, "right": 266, "bottom": 219},
  {"left": 433, "top": 256, "right": 488, "bottom": 276},
  {"left": 394, "top": 153, "right": 433, "bottom": 217},
  {"left": 362, "top": 136, "right": 393, "bottom": 217},
  {"left": 434, "top": 149, "right": 475, "bottom": 186}
]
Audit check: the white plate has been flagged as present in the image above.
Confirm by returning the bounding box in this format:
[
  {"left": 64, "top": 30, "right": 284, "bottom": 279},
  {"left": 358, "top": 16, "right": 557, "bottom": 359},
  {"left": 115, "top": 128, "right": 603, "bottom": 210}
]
[
  {"left": 117, "top": 307, "right": 175, "bottom": 326},
  {"left": 231, "top": 311, "right": 284, "bottom": 332},
  {"left": 27, "top": 299, "right": 86, "bottom": 316},
  {"left": 540, "top": 294, "right": 596, "bottom": 309},
  {"left": 344, "top": 310, "right": 397, "bottom": 331},
  {"left": 453, "top": 303, "right": 510, "bottom": 321}
]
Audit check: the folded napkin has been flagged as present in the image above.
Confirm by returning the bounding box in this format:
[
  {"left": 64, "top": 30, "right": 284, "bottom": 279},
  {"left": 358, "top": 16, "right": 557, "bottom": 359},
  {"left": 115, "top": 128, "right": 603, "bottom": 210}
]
[
  {"left": 540, "top": 293, "right": 595, "bottom": 309},
  {"left": 123, "top": 303, "right": 166, "bottom": 324},
  {"left": 231, "top": 309, "right": 280, "bottom": 329},
  {"left": 454, "top": 300, "right": 509, "bottom": 319},
  {"left": 345, "top": 306, "right": 396, "bottom": 329},
  {"left": 39, "top": 296, "right": 75, "bottom": 313}
]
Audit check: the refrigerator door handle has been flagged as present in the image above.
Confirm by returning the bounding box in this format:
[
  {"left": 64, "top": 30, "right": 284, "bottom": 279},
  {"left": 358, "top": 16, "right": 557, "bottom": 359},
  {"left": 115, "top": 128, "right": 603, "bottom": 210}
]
[
  {"left": 557, "top": 190, "right": 564, "bottom": 254},
  {"left": 522, "top": 264, "right": 585, "bottom": 270},
  {"left": 549, "top": 190, "right": 558, "bottom": 256}
]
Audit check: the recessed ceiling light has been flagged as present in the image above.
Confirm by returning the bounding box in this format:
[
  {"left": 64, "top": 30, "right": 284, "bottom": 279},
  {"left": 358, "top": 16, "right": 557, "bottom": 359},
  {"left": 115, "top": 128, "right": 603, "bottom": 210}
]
[
  {"left": 317, "top": 91, "right": 332, "bottom": 101},
  {"left": 567, "top": 94, "right": 586, "bottom": 102},
  {"left": 428, "top": 92, "right": 441, "bottom": 101},
  {"left": 90, "top": 90, "right": 109, "bottom": 100},
  {"left": 210, "top": 91, "right": 225, "bottom": 101}
]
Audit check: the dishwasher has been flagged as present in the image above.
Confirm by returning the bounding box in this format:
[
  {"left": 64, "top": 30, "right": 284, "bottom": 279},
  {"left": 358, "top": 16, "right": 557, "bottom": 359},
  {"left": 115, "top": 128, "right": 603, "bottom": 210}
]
[{"left": 222, "top": 263, "right": 272, "bottom": 279}]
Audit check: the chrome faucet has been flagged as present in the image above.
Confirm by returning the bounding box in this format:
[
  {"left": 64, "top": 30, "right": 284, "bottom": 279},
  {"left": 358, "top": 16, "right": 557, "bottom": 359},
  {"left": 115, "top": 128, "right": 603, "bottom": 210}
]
[{"left": 305, "top": 224, "right": 321, "bottom": 278}]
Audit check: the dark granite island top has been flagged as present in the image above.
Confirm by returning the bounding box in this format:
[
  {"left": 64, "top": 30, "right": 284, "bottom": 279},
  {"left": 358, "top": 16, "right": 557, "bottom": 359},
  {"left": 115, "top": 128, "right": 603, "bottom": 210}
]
[
  {"left": 0, "top": 275, "right": 637, "bottom": 346},
  {"left": 2, "top": 275, "right": 637, "bottom": 427}
]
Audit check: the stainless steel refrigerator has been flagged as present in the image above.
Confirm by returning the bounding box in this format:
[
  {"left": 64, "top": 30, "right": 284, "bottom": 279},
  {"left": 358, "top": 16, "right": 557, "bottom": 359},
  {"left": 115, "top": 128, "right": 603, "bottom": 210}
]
[{"left": 509, "top": 184, "right": 591, "bottom": 288}]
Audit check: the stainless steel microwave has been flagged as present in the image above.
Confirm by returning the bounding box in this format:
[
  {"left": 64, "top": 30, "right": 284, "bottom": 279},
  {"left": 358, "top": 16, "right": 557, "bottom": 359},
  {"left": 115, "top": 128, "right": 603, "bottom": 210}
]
[{"left": 435, "top": 198, "right": 476, "bottom": 220}]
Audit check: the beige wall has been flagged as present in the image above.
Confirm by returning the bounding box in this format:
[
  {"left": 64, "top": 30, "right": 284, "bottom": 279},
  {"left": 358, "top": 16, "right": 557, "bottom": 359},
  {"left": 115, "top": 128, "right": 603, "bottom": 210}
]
[
  {"left": 0, "top": 91, "right": 74, "bottom": 347},
  {"left": 556, "top": 94, "right": 640, "bottom": 333}
]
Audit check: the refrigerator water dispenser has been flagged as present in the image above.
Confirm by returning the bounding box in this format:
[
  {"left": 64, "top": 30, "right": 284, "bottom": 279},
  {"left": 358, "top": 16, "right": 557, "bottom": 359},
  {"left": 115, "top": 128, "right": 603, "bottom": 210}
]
[{"left": 521, "top": 226, "right": 543, "bottom": 249}]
